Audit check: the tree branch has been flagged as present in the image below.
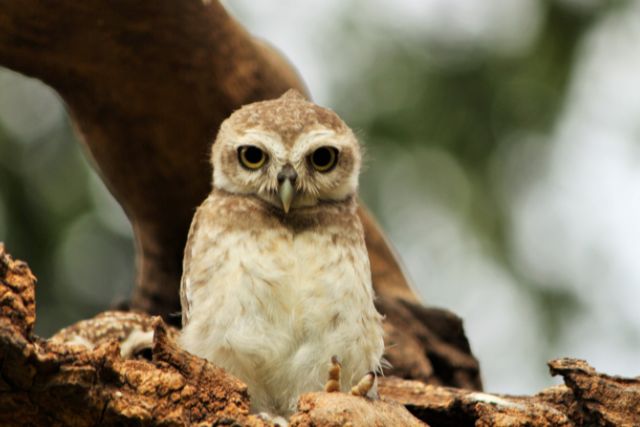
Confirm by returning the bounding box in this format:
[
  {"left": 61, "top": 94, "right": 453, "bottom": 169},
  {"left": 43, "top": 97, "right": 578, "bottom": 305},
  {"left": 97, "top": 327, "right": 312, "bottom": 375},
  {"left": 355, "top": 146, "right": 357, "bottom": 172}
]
[
  {"left": 0, "top": 0, "right": 418, "bottom": 327},
  {"left": 0, "top": 246, "right": 424, "bottom": 426},
  {"left": 3, "top": 244, "right": 639, "bottom": 425}
]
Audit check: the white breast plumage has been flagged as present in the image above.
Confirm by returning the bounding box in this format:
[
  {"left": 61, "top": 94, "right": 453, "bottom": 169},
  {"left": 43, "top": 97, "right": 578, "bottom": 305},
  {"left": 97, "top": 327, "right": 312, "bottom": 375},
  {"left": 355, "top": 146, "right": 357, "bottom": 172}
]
[{"left": 180, "top": 194, "right": 384, "bottom": 416}]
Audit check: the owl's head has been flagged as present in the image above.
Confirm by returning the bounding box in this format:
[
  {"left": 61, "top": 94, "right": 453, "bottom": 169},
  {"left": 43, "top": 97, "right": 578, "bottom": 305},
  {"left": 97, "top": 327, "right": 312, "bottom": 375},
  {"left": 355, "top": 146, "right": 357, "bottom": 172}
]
[{"left": 211, "top": 90, "right": 361, "bottom": 213}]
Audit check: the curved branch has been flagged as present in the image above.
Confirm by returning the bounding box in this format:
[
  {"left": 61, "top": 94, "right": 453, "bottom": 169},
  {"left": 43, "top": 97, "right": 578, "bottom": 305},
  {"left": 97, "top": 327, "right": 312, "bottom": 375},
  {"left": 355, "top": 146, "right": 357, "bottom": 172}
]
[{"left": 0, "top": 0, "right": 416, "bottom": 325}]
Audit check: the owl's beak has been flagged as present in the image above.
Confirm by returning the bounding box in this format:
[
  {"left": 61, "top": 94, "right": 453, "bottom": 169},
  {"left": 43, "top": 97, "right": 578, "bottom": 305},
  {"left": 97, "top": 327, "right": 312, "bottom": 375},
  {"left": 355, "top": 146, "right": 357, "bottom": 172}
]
[
  {"left": 278, "top": 179, "right": 295, "bottom": 214},
  {"left": 277, "top": 164, "right": 298, "bottom": 214}
]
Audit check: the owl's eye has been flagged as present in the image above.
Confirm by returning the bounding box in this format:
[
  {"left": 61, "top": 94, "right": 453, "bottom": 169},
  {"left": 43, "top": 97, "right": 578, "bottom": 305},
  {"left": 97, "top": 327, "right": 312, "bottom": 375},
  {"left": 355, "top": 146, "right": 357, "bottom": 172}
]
[
  {"left": 238, "top": 145, "right": 268, "bottom": 170},
  {"left": 310, "top": 147, "right": 338, "bottom": 172}
]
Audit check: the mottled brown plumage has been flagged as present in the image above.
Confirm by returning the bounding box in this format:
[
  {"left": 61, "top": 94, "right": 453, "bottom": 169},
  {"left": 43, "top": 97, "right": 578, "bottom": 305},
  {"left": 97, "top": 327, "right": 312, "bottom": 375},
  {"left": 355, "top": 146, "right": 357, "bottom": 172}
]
[
  {"left": 179, "top": 90, "right": 384, "bottom": 417},
  {"left": 228, "top": 90, "right": 348, "bottom": 145}
]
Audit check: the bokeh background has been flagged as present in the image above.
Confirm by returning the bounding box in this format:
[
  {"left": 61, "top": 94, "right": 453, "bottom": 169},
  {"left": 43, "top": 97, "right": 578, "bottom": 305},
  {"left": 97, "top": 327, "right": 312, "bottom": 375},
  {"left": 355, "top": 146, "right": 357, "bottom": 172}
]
[{"left": 1, "top": 0, "right": 639, "bottom": 394}]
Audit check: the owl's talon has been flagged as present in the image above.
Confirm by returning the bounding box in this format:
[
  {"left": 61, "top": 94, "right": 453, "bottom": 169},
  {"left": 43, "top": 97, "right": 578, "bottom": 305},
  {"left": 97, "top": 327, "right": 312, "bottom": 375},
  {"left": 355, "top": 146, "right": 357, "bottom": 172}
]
[
  {"left": 350, "top": 372, "right": 375, "bottom": 397},
  {"left": 324, "top": 355, "right": 341, "bottom": 393}
]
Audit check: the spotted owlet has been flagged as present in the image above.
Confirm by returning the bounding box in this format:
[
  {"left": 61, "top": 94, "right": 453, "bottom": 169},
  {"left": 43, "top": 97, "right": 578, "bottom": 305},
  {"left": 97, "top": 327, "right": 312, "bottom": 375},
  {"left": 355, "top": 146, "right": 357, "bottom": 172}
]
[{"left": 179, "top": 90, "right": 385, "bottom": 417}]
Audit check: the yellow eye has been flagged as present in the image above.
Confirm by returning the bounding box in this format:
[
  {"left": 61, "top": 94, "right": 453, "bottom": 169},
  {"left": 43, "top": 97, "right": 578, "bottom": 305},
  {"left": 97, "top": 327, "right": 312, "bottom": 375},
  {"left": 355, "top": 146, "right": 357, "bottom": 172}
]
[
  {"left": 238, "top": 145, "right": 267, "bottom": 170},
  {"left": 310, "top": 147, "right": 338, "bottom": 172}
]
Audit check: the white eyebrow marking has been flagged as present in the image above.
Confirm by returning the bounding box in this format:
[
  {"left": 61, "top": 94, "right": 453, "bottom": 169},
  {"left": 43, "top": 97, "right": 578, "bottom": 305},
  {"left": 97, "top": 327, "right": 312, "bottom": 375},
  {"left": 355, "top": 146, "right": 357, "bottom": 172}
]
[
  {"left": 306, "top": 130, "right": 335, "bottom": 138},
  {"left": 243, "top": 129, "right": 279, "bottom": 138},
  {"left": 295, "top": 130, "right": 336, "bottom": 147},
  {"left": 237, "top": 129, "right": 287, "bottom": 160},
  {"left": 291, "top": 129, "right": 341, "bottom": 161}
]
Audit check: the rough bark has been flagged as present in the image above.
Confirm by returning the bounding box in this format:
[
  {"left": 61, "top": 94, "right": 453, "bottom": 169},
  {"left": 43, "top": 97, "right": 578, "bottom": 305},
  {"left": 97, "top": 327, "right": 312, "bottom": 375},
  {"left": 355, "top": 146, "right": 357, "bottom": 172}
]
[
  {"left": 3, "top": 245, "right": 639, "bottom": 425},
  {"left": 548, "top": 358, "right": 640, "bottom": 426},
  {"left": 0, "top": 250, "right": 263, "bottom": 426},
  {"left": 0, "top": 245, "right": 423, "bottom": 426},
  {"left": 376, "top": 296, "right": 481, "bottom": 389},
  {"left": 289, "top": 392, "right": 427, "bottom": 427},
  {"left": 379, "top": 360, "right": 640, "bottom": 427}
]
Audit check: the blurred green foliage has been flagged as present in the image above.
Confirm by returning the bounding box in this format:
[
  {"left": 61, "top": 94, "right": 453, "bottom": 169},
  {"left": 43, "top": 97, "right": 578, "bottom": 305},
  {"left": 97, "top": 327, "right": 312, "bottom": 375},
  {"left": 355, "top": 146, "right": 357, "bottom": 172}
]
[
  {"left": 345, "top": 2, "right": 596, "bottom": 233},
  {"left": 340, "top": 0, "right": 609, "bottom": 348},
  {"left": 0, "top": 86, "right": 134, "bottom": 336}
]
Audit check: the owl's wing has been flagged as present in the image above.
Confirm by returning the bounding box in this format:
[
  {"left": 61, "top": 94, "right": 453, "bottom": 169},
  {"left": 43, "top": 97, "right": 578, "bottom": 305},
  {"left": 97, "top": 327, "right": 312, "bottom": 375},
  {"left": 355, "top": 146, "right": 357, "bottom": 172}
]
[{"left": 179, "top": 205, "right": 204, "bottom": 328}]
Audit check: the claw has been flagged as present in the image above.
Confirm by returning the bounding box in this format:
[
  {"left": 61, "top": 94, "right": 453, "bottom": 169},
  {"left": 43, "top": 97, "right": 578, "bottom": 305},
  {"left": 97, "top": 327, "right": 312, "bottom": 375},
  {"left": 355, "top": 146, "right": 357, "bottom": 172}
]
[
  {"left": 350, "top": 372, "right": 375, "bottom": 397},
  {"left": 324, "top": 355, "right": 341, "bottom": 393}
]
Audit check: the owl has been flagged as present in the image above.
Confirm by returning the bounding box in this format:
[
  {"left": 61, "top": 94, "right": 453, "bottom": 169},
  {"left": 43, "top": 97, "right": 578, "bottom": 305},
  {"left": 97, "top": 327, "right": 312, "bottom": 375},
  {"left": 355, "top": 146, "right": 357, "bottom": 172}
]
[{"left": 179, "top": 90, "right": 385, "bottom": 417}]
